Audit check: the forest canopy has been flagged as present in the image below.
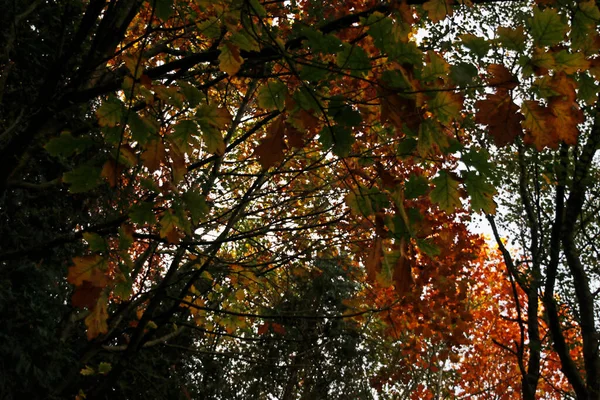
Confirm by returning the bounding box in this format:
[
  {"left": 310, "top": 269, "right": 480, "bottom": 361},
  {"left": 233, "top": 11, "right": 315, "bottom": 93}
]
[{"left": 1, "top": 0, "right": 599, "bottom": 399}]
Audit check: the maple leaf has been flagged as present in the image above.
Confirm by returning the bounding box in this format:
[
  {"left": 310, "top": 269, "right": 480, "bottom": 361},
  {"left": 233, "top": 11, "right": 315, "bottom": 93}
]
[
  {"left": 366, "top": 236, "right": 383, "bottom": 282},
  {"left": 393, "top": 250, "right": 412, "bottom": 295},
  {"left": 423, "top": 0, "right": 453, "bottom": 23},
  {"left": 96, "top": 97, "right": 123, "bottom": 127},
  {"left": 218, "top": 42, "right": 243, "bottom": 76},
  {"left": 67, "top": 255, "right": 109, "bottom": 288},
  {"left": 255, "top": 116, "right": 287, "bottom": 169},
  {"left": 100, "top": 159, "right": 119, "bottom": 187},
  {"left": 159, "top": 210, "right": 182, "bottom": 243},
  {"left": 430, "top": 171, "right": 462, "bottom": 213},
  {"left": 464, "top": 172, "right": 497, "bottom": 214},
  {"left": 486, "top": 64, "right": 518, "bottom": 91},
  {"left": 141, "top": 139, "right": 166, "bottom": 171},
  {"left": 197, "top": 104, "right": 232, "bottom": 130},
  {"left": 72, "top": 281, "right": 104, "bottom": 309},
  {"left": 380, "top": 91, "right": 420, "bottom": 132},
  {"left": 85, "top": 295, "right": 109, "bottom": 340},
  {"left": 428, "top": 92, "right": 462, "bottom": 124},
  {"left": 530, "top": 7, "right": 568, "bottom": 47},
  {"left": 475, "top": 92, "right": 523, "bottom": 146}
]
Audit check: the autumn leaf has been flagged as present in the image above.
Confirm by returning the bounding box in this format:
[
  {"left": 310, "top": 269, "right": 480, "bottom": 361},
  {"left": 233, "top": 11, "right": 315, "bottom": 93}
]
[
  {"left": 430, "top": 171, "right": 462, "bottom": 213},
  {"left": 530, "top": 7, "right": 568, "bottom": 47},
  {"left": 100, "top": 159, "right": 119, "bottom": 187},
  {"left": 475, "top": 92, "right": 523, "bottom": 146},
  {"left": 85, "top": 295, "right": 109, "bottom": 340},
  {"left": 142, "top": 139, "right": 166, "bottom": 171},
  {"left": 72, "top": 281, "right": 104, "bottom": 309},
  {"left": 366, "top": 236, "right": 383, "bottom": 282},
  {"left": 255, "top": 116, "right": 287, "bottom": 169},
  {"left": 96, "top": 97, "right": 123, "bottom": 127},
  {"left": 218, "top": 42, "right": 243, "bottom": 76},
  {"left": 159, "top": 210, "right": 182, "bottom": 243},
  {"left": 428, "top": 92, "right": 462, "bottom": 124},
  {"left": 464, "top": 172, "right": 497, "bottom": 214},
  {"left": 486, "top": 64, "right": 518, "bottom": 91},
  {"left": 423, "top": 0, "right": 453, "bottom": 23},
  {"left": 67, "top": 255, "right": 109, "bottom": 288}
]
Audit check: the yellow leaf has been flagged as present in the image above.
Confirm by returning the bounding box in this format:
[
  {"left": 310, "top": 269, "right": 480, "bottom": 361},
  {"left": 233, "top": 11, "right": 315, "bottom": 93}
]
[
  {"left": 218, "top": 43, "right": 243, "bottom": 76},
  {"left": 67, "top": 255, "right": 109, "bottom": 287},
  {"left": 85, "top": 296, "right": 109, "bottom": 340}
]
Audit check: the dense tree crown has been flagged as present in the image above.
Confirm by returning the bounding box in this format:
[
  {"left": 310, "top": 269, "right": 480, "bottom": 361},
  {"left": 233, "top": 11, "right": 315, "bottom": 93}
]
[{"left": 1, "top": 0, "right": 599, "bottom": 398}]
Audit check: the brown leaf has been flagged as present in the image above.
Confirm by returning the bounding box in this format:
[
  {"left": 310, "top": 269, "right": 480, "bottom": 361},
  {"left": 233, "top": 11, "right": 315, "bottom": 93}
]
[
  {"left": 366, "top": 236, "right": 383, "bottom": 282},
  {"left": 254, "top": 116, "right": 287, "bottom": 169},
  {"left": 475, "top": 92, "right": 523, "bottom": 146},
  {"left": 393, "top": 239, "right": 412, "bottom": 295},
  {"left": 72, "top": 281, "right": 103, "bottom": 309},
  {"left": 142, "top": 139, "right": 166, "bottom": 171},
  {"left": 284, "top": 123, "right": 305, "bottom": 148},
  {"left": 486, "top": 64, "right": 518, "bottom": 91},
  {"left": 380, "top": 91, "right": 420, "bottom": 132}
]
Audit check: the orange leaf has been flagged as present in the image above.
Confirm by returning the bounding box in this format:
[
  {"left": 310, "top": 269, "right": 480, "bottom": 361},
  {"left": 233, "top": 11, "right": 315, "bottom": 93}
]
[
  {"left": 67, "top": 255, "right": 109, "bottom": 288},
  {"left": 100, "top": 159, "right": 120, "bottom": 187},
  {"left": 142, "top": 139, "right": 166, "bottom": 171},
  {"left": 85, "top": 295, "right": 109, "bottom": 340}
]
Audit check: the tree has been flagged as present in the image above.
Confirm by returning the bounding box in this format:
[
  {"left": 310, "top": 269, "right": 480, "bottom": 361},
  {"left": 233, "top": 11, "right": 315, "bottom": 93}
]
[{"left": 0, "top": 0, "right": 596, "bottom": 399}]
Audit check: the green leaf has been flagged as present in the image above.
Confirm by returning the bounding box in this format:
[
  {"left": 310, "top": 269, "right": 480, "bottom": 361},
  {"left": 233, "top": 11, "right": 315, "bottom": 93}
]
[
  {"left": 257, "top": 81, "right": 288, "bottom": 111},
  {"left": 153, "top": 0, "right": 174, "bottom": 21},
  {"left": 129, "top": 202, "right": 156, "bottom": 225},
  {"left": 459, "top": 34, "right": 490, "bottom": 59},
  {"left": 172, "top": 120, "right": 199, "bottom": 152},
  {"left": 45, "top": 132, "right": 94, "bottom": 158},
  {"left": 96, "top": 97, "right": 124, "bottom": 127},
  {"left": 578, "top": 73, "right": 599, "bottom": 105},
  {"left": 302, "top": 27, "right": 343, "bottom": 54},
  {"left": 530, "top": 7, "right": 568, "bottom": 47},
  {"left": 83, "top": 232, "right": 108, "bottom": 253},
  {"left": 247, "top": 0, "right": 267, "bottom": 17},
  {"left": 553, "top": 50, "right": 590, "bottom": 74},
  {"left": 336, "top": 44, "right": 371, "bottom": 77},
  {"left": 63, "top": 165, "right": 101, "bottom": 193},
  {"left": 405, "top": 174, "right": 429, "bottom": 199},
  {"left": 430, "top": 171, "right": 462, "bottom": 213},
  {"left": 197, "top": 17, "right": 221, "bottom": 39},
  {"left": 182, "top": 190, "right": 209, "bottom": 225},
  {"left": 416, "top": 238, "right": 441, "bottom": 257},
  {"left": 299, "top": 64, "right": 328, "bottom": 82},
  {"left": 450, "top": 63, "right": 478, "bottom": 86},
  {"left": 464, "top": 172, "right": 497, "bottom": 214},
  {"left": 319, "top": 125, "right": 355, "bottom": 157},
  {"left": 420, "top": 51, "right": 448, "bottom": 82},
  {"left": 128, "top": 112, "right": 158, "bottom": 145},
  {"left": 418, "top": 119, "right": 448, "bottom": 158},
  {"left": 97, "top": 362, "right": 112, "bottom": 375},
  {"left": 230, "top": 30, "right": 260, "bottom": 52},
  {"left": 178, "top": 81, "right": 205, "bottom": 107},
  {"left": 462, "top": 148, "right": 493, "bottom": 177},
  {"left": 200, "top": 122, "right": 226, "bottom": 155},
  {"left": 389, "top": 41, "right": 423, "bottom": 66},
  {"left": 497, "top": 26, "right": 527, "bottom": 52}
]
